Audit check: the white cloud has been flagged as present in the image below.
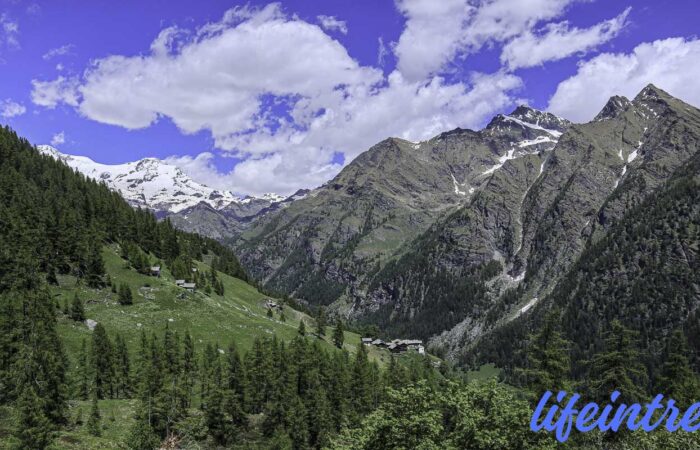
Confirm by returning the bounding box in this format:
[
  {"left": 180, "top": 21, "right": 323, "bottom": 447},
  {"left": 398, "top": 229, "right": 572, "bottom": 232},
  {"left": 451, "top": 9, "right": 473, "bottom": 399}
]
[
  {"left": 33, "top": 4, "right": 380, "bottom": 142},
  {"left": 0, "top": 99, "right": 26, "bottom": 118},
  {"left": 50, "top": 131, "right": 65, "bottom": 146},
  {"left": 377, "top": 37, "right": 388, "bottom": 66},
  {"left": 31, "top": 76, "right": 80, "bottom": 108},
  {"left": 393, "top": 0, "right": 473, "bottom": 82},
  {"left": 317, "top": 15, "right": 348, "bottom": 34},
  {"left": 30, "top": 5, "right": 523, "bottom": 195},
  {"left": 548, "top": 37, "right": 700, "bottom": 122},
  {"left": 501, "top": 7, "right": 630, "bottom": 70},
  {"left": 43, "top": 44, "right": 75, "bottom": 60},
  {"left": 0, "top": 13, "right": 19, "bottom": 49},
  {"left": 394, "top": 0, "right": 578, "bottom": 81},
  {"left": 169, "top": 70, "right": 521, "bottom": 196}
]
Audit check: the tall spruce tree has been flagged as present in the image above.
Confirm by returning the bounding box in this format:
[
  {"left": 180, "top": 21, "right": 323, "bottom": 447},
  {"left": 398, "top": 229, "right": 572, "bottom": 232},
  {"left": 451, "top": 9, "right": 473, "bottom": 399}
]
[
  {"left": 333, "top": 319, "right": 345, "bottom": 349},
  {"left": 75, "top": 338, "right": 91, "bottom": 400},
  {"left": 519, "top": 311, "right": 572, "bottom": 397},
  {"left": 14, "top": 384, "right": 52, "bottom": 450},
  {"left": 114, "top": 333, "right": 131, "bottom": 399},
  {"left": 70, "top": 292, "right": 86, "bottom": 322},
  {"left": 655, "top": 329, "right": 700, "bottom": 408},
  {"left": 87, "top": 392, "right": 102, "bottom": 436},
  {"left": 315, "top": 307, "right": 327, "bottom": 337},
  {"left": 589, "top": 320, "right": 649, "bottom": 404},
  {"left": 91, "top": 323, "right": 115, "bottom": 399},
  {"left": 118, "top": 283, "right": 133, "bottom": 306}
]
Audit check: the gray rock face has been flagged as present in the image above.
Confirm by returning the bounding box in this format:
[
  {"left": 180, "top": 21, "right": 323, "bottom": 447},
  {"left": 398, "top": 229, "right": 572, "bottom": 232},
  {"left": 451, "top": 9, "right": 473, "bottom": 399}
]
[{"left": 234, "top": 105, "right": 568, "bottom": 313}]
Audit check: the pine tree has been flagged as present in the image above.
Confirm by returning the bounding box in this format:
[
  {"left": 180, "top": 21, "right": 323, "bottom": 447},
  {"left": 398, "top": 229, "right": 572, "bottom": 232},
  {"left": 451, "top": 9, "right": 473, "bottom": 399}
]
[
  {"left": 279, "top": 311, "right": 286, "bottom": 322},
  {"left": 298, "top": 320, "right": 306, "bottom": 337},
  {"left": 114, "top": 333, "right": 131, "bottom": 398},
  {"left": 118, "top": 283, "right": 133, "bottom": 305},
  {"left": 333, "top": 319, "right": 345, "bottom": 349},
  {"left": 655, "top": 329, "right": 700, "bottom": 408},
  {"left": 85, "top": 242, "right": 105, "bottom": 288},
  {"left": 315, "top": 307, "right": 327, "bottom": 337},
  {"left": 91, "top": 323, "right": 115, "bottom": 399},
  {"left": 87, "top": 392, "right": 102, "bottom": 436},
  {"left": 267, "top": 308, "right": 274, "bottom": 318},
  {"left": 70, "top": 292, "right": 86, "bottom": 322},
  {"left": 204, "top": 346, "right": 227, "bottom": 444},
  {"left": 182, "top": 333, "right": 196, "bottom": 408},
  {"left": 589, "top": 320, "right": 649, "bottom": 404},
  {"left": 350, "top": 342, "right": 373, "bottom": 422},
  {"left": 14, "top": 384, "right": 52, "bottom": 450},
  {"left": 125, "top": 404, "right": 161, "bottom": 450},
  {"left": 519, "top": 311, "right": 571, "bottom": 397},
  {"left": 75, "top": 338, "right": 91, "bottom": 400}
]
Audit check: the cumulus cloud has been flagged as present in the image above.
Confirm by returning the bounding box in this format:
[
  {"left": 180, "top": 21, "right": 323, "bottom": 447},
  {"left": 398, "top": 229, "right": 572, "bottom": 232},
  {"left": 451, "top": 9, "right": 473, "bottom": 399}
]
[
  {"left": 548, "top": 37, "right": 700, "bottom": 122},
  {"left": 394, "top": 0, "right": 579, "bottom": 81},
  {"left": 31, "top": 76, "right": 80, "bottom": 108},
  {"left": 50, "top": 131, "right": 65, "bottom": 146},
  {"left": 0, "top": 98, "right": 26, "bottom": 118},
  {"left": 317, "top": 15, "right": 348, "bottom": 34},
  {"left": 30, "top": 4, "right": 523, "bottom": 196},
  {"left": 43, "top": 44, "right": 75, "bottom": 60},
  {"left": 501, "top": 7, "right": 630, "bottom": 70}
]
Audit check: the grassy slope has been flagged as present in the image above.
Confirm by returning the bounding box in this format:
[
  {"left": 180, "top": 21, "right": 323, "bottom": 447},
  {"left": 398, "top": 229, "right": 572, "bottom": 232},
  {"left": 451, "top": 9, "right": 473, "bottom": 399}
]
[
  {"left": 54, "top": 245, "right": 368, "bottom": 359},
  {"left": 0, "top": 245, "right": 394, "bottom": 449}
]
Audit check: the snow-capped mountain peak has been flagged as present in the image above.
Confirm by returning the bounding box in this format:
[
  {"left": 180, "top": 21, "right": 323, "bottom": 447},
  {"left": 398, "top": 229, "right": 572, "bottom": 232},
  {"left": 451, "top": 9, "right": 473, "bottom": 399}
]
[{"left": 36, "top": 145, "right": 285, "bottom": 214}]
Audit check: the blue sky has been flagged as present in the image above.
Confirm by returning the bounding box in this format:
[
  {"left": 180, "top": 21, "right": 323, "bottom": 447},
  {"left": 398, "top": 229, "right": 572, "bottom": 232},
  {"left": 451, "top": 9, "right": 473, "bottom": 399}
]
[{"left": 1, "top": 0, "right": 699, "bottom": 195}]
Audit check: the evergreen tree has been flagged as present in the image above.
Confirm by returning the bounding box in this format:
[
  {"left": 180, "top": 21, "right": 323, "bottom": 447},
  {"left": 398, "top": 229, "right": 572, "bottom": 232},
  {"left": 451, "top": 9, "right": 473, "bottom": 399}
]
[
  {"left": 118, "top": 283, "right": 133, "bottom": 306},
  {"left": 114, "top": 333, "right": 131, "bottom": 399},
  {"left": 267, "top": 308, "right": 274, "bottom": 318},
  {"left": 70, "top": 292, "right": 86, "bottom": 322},
  {"left": 224, "top": 342, "right": 247, "bottom": 432},
  {"left": 279, "top": 311, "right": 286, "bottom": 322},
  {"left": 655, "top": 329, "right": 700, "bottom": 408},
  {"left": 589, "top": 320, "right": 649, "bottom": 404},
  {"left": 315, "top": 307, "right": 327, "bottom": 337},
  {"left": 333, "top": 319, "right": 345, "bottom": 349},
  {"left": 14, "top": 384, "right": 52, "bottom": 450},
  {"left": 75, "top": 338, "right": 91, "bottom": 400},
  {"left": 385, "top": 356, "right": 409, "bottom": 390},
  {"left": 519, "top": 311, "right": 571, "bottom": 397},
  {"left": 91, "top": 323, "right": 115, "bottom": 399},
  {"left": 125, "top": 404, "right": 161, "bottom": 450},
  {"left": 87, "top": 392, "right": 101, "bottom": 436},
  {"left": 350, "top": 342, "right": 373, "bottom": 422},
  {"left": 182, "top": 333, "right": 196, "bottom": 408},
  {"left": 85, "top": 242, "right": 105, "bottom": 288},
  {"left": 203, "top": 345, "right": 227, "bottom": 444},
  {"left": 298, "top": 320, "right": 306, "bottom": 337}
]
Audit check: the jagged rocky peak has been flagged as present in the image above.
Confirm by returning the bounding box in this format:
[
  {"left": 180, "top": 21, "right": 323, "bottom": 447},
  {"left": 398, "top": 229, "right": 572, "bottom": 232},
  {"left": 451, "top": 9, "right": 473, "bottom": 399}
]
[
  {"left": 594, "top": 95, "right": 632, "bottom": 121},
  {"left": 631, "top": 83, "right": 675, "bottom": 116},
  {"left": 507, "top": 105, "right": 571, "bottom": 132},
  {"left": 485, "top": 105, "right": 570, "bottom": 137}
]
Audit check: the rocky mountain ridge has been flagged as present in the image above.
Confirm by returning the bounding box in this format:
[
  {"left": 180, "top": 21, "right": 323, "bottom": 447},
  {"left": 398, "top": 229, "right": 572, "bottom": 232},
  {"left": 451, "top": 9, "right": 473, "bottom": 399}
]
[
  {"left": 232, "top": 84, "right": 700, "bottom": 361},
  {"left": 36, "top": 145, "right": 293, "bottom": 231}
]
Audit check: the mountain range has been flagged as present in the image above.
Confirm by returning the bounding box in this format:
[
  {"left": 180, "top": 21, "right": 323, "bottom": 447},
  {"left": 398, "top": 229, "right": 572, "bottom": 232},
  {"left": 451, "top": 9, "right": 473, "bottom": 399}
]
[
  {"left": 40, "top": 84, "right": 700, "bottom": 365},
  {"left": 37, "top": 145, "right": 298, "bottom": 238}
]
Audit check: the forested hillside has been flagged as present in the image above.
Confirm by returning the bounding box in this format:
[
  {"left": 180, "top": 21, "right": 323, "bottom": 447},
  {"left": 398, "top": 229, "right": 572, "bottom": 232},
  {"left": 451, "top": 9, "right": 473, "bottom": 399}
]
[
  {"left": 0, "top": 125, "right": 548, "bottom": 449},
  {"left": 3, "top": 110, "right": 700, "bottom": 448}
]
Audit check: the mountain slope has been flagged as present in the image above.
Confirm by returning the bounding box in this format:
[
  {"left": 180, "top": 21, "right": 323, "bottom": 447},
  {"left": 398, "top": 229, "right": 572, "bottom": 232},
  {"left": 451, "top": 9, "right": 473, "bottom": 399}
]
[
  {"left": 233, "top": 85, "right": 700, "bottom": 356},
  {"left": 235, "top": 106, "right": 569, "bottom": 309}
]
